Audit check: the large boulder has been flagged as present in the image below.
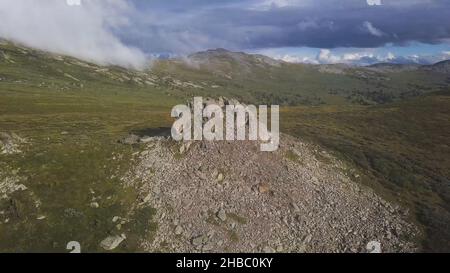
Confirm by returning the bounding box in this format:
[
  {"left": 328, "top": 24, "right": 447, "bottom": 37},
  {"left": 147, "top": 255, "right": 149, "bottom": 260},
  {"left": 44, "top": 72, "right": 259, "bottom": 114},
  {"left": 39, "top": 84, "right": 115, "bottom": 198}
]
[{"left": 100, "top": 234, "right": 126, "bottom": 251}]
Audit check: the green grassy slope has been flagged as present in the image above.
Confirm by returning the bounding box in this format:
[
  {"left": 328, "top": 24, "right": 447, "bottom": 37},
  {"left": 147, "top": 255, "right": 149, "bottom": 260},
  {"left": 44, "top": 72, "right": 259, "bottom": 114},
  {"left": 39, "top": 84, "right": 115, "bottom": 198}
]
[
  {"left": 0, "top": 42, "right": 178, "bottom": 252},
  {"left": 282, "top": 92, "right": 450, "bottom": 252},
  {"left": 152, "top": 49, "right": 449, "bottom": 106}
]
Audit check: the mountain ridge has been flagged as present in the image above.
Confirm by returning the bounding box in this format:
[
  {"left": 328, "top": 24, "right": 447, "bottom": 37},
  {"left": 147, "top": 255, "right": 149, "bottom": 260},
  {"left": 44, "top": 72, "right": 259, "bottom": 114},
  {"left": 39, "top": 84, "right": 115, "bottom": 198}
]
[
  {"left": 2, "top": 39, "right": 449, "bottom": 72},
  {"left": 2, "top": 40, "right": 449, "bottom": 107},
  {"left": 185, "top": 47, "right": 450, "bottom": 72}
]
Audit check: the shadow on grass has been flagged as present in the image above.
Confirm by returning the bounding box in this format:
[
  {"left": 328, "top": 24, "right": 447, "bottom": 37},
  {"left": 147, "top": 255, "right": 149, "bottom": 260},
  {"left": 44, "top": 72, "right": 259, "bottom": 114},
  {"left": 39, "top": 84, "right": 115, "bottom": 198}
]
[{"left": 130, "top": 127, "right": 172, "bottom": 138}]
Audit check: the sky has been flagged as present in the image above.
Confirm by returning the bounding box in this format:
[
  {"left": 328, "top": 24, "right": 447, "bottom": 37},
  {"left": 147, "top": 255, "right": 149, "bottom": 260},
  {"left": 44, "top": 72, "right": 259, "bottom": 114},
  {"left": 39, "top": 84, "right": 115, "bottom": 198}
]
[{"left": 0, "top": 0, "right": 450, "bottom": 68}]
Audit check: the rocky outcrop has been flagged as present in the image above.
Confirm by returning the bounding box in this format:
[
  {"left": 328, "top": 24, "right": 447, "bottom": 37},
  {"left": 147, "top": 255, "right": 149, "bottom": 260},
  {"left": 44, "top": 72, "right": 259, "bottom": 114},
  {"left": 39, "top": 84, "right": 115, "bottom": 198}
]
[
  {"left": 122, "top": 134, "right": 418, "bottom": 253},
  {"left": 0, "top": 170, "right": 27, "bottom": 200},
  {"left": 0, "top": 132, "right": 26, "bottom": 155}
]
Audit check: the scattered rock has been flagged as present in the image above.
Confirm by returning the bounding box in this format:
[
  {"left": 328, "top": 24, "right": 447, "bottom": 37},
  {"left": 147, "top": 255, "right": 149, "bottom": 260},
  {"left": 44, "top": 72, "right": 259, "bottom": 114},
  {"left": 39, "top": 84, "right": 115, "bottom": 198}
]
[
  {"left": 100, "top": 234, "right": 126, "bottom": 251},
  {"left": 124, "top": 134, "right": 418, "bottom": 253},
  {"left": 0, "top": 132, "right": 26, "bottom": 155},
  {"left": 217, "top": 208, "right": 227, "bottom": 222},
  {"left": 291, "top": 203, "right": 300, "bottom": 213},
  {"left": 64, "top": 73, "right": 80, "bottom": 82},
  {"left": 192, "top": 235, "right": 204, "bottom": 246},
  {"left": 0, "top": 171, "right": 27, "bottom": 200},
  {"left": 217, "top": 173, "right": 224, "bottom": 183},
  {"left": 203, "top": 243, "right": 214, "bottom": 251},
  {"left": 119, "top": 134, "right": 140, "bottom": 145},
  {"left": 303, "top": 234, "right": 313, "bottom": 245},
  {"left": 257, "top": 183, "right": 270, "bottom": 194},
  {"left": 142, "top": 193, "right": 152, "bottom": 204},
  {"left": 140, "top": 136, "right": 156, "bottom": 143},
  {"left": 263, "top": 246, "right": 275, "bottom": 253},
  {"left": 175, "top": 225, "right": 184, "bottom": 235},
  {"left": 179, "top": 142, "right": 192, "bottom": 154},
  {"left": 179, "top": 144, "right": 186, "bottom": 154}
]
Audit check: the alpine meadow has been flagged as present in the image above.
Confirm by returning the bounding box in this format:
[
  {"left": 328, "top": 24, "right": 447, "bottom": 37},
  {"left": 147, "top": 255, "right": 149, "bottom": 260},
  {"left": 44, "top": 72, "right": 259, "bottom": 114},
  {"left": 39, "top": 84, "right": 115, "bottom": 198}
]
[{"left": 1, "top": 0, "right": 450, "bottom": 254}]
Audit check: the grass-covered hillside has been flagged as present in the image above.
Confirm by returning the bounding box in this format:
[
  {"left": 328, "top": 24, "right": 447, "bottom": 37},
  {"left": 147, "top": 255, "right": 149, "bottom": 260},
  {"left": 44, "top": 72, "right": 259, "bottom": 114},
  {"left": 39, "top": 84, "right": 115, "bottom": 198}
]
[
  {"left": 0, "top": 42, "right": 178, "bottom": 252},
  {"left": 153, "top": 48, "right": 450, "bottom": 106},
  {"left": 282, "top": 93, "right": 450, "bottom": 252}
]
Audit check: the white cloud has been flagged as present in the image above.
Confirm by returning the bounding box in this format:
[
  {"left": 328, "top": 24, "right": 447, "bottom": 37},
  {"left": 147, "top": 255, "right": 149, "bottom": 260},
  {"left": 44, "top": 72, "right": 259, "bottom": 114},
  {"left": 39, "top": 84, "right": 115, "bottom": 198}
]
[
  {"left": 0, "top": 0, "right": 147, "bottom": 69},
  {"left": 278, "top": 54, "right": 319, "bottom": 64},
  {"left": 386, "top": 52, "right": 395, "bottom": 60},
  {"left": 366, "top": 0, "right": 382, "bottom": 6},
  {"left": 315, "top": 50, "right": 403, "bottom": 65},
  {"left": 362, "top": 21, "right": 385, "bottom": 37},
  {"left": 267, "top": 49, "right": 414, "bottom": 66},
  {"left": 252, "top": 0, "right": 310, "bottom": 10},
  {"left": 318, "top": 49, "right": 344, "bottom": 63}
]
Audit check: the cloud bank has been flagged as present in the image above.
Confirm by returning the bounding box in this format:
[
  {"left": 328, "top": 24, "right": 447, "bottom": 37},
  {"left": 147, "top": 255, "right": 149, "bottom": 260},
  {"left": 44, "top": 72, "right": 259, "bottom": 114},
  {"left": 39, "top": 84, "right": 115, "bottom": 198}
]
[
  {"left": 0, "top": 0, "right": 147, "bottom": 69},
  {"left": 121, "top": 0, "right": 450, "bottom": 53},
  {"left": 267, "top": 49, "right": 450, "bottom": 66}
]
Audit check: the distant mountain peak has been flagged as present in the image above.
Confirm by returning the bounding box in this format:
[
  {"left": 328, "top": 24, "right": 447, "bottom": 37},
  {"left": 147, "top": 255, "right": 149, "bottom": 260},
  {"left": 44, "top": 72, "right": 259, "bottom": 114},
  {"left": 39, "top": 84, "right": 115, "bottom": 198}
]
[
  {"left": 206, "top": 48, "right": 230, "bottom": 53},
  {"left": 188, "top": 48, "right": 244, "bottom": 59},
  {"left": 185, "top": 48, "right": 283, "bottom": 76}
]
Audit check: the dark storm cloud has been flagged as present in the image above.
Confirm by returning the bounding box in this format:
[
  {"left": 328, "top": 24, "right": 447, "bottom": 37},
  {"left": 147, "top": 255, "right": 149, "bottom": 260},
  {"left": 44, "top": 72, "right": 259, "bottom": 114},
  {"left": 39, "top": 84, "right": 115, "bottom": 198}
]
[
  {"left": 124, "top": 0, "right": 450, "bottom": 53},
  {"left": 1, "top": 0, "right": 449, "bottom": 67}
]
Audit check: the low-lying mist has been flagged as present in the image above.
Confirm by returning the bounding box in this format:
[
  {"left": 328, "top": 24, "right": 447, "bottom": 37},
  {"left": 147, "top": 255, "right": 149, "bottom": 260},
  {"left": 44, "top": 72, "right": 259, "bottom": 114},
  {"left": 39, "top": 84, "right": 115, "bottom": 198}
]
[{"left": 0, "top": 0, "right": 148, "bottom": 69}]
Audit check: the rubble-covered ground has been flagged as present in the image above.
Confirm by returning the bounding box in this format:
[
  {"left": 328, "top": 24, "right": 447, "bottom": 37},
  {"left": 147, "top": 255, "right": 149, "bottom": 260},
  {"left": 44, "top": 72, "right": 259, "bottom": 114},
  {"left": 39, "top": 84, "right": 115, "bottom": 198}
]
[{"left": 123, "top": 135, "right": 418, "bottom": 253}]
